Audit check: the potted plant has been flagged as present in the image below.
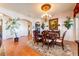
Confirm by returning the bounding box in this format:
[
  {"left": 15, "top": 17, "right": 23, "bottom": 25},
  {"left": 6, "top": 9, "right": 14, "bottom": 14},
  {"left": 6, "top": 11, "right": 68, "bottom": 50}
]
[
  {"left": 64, "top": 16, "right": 73, "bottom": 34},
  {"left": 6, "top": 18, "right": 20, "bottom": 42}
]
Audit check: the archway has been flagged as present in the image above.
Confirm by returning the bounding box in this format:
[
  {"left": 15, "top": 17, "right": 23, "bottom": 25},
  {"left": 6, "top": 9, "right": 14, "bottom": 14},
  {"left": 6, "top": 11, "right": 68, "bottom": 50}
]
[{"left": 1, "top": 13, "right": 32, "bottom": 40}]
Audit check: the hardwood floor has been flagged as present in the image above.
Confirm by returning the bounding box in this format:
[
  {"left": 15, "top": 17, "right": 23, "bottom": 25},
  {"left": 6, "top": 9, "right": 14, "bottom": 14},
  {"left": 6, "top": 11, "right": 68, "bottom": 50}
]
[
  {"left": 2, "top": 36, "right": 42, "bottom": 56},
  {"left": 2, "top": 35, "right": 78, "bottom": 56}
]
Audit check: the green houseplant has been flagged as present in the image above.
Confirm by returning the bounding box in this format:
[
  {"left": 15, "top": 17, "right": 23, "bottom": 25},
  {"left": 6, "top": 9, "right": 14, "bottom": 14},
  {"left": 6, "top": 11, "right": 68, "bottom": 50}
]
[
  {"left": 64, "top": 17, "right": 73, "bottom": 36},
  {"left": 6, "top": 18, "right": 20, "bottom": 42},
  {"left": 64, "top": 17, "right": 73, "bottom": 30}
]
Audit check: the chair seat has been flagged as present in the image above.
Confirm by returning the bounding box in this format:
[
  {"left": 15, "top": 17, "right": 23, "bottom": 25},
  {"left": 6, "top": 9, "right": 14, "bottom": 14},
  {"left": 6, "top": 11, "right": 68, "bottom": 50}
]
[
  {"left": 38, "top": 37, "right": 42, "bottom": 40},
  {"left": 55, "top": 39, "right": 62, "bottom": 42},
  {"left": 46, "top": 39, "right": 52, "bottom": 43}
]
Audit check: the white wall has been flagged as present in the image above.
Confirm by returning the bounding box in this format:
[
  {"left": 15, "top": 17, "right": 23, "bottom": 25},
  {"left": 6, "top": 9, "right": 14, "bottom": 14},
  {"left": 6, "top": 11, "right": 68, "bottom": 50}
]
[
  {"left": 53, "top": 11, "right": 75, "bottom": 41},
  {"left": 58, "top": 17, "right": 74, "bottom": 41},
  {"left": 0, "top": 7, "right": 30, "bottom": 40},
  {"left": 51, "top": 11, "right": 74, "bottom": 41},
  {"left": 32, "top": 11, "right": 74, "bottom": 41},
  {"left": 0, "top": 7, "right": 75, "bottom": 41}
]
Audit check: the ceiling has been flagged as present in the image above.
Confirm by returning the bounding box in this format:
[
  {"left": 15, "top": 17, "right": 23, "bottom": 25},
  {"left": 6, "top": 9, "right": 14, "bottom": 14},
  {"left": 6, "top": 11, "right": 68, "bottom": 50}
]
[{"left": 0, "top": 3, "right": 76, "bottom": 19}]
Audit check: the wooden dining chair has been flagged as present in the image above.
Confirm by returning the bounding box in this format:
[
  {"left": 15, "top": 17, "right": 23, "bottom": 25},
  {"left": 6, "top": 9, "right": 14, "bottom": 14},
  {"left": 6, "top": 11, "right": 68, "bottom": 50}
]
[
  {"left": 54, "top": 31, "right": 67, "bottom": 50},
  {"left": 42, "top": 31, "right": 53, "bottom": 49},
  {"left": 33, "top": 30, "right": 42, "bottom": 45}
]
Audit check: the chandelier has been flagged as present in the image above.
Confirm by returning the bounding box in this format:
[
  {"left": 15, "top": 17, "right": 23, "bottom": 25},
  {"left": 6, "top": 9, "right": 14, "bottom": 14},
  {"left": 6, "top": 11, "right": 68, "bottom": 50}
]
[
  {"left": 41, "top": 13, "right": 51, "bottom": 19},
  {"left": 41, "top": 4, "right": 52, "bottom": 21}
]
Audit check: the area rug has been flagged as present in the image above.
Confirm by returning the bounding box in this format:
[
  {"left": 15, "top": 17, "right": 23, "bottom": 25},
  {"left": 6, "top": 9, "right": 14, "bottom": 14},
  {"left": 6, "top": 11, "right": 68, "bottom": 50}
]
[{"left": 26, "top": 39, "right": 74, "bottom": 56}]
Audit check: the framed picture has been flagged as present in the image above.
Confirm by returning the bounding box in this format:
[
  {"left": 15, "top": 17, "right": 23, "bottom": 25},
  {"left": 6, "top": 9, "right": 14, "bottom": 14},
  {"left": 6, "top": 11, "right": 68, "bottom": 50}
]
[{"left": 49, "top": 18, "right": 59, "bottom": 30}]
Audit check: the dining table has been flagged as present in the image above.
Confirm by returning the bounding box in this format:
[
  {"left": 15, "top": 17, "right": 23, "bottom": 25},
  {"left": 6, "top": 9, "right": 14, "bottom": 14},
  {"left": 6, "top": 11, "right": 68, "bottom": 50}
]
[{"left": 39, "top": 30, "right": 60, "bottom": 46}]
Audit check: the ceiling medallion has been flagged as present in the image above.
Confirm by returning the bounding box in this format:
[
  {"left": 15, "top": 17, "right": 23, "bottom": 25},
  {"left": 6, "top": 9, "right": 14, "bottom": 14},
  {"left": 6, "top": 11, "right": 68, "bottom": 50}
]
[{"left": 41, "top": 4, "right": 51, "bottom": 12}]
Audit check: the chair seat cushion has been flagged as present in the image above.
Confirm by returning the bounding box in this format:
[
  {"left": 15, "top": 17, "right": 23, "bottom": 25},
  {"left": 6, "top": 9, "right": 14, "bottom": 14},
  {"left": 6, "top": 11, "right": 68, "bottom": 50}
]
[
  {"left": 38, "top": 37, "right": 41, "bottom": 40},
  {"left": 46, "top": 39, "right": 52, "bottom": 43},
  {"left": 56, "top": 39, "right": 62, "bottom": 42}
]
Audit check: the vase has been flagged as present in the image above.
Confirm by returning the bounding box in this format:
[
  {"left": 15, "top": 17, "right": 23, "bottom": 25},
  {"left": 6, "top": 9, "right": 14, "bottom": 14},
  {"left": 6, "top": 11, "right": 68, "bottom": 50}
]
[{"left": 14, "top": 37, "right": 19, "bottom": 42}]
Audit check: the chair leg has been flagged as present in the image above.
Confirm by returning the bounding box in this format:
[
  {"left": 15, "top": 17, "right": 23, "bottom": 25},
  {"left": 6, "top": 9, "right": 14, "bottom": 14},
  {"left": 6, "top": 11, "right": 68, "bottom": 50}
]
[
  {"left": 62, "top": 46, "right": 64, "bottom": 50},
  {"left": 33, "top": 40, "right": 38, "bottom": 45},
  {"left": 48, "top": 43, "right": 50, "bottom": 49},
  {"left": 62, "top": 43, "right": 64, "bottom": 50},
  {"left": 42, "top": 42, "right": 45, "bottom": 47},
  {"left": 52, "top": 40, "right": 55, "bottom": 47},
  {"left": 34, "top": 40, "right": 35, "bottom": 44},
  {"left": 54, "top": 40, "right": 56, "bottom": 45}
]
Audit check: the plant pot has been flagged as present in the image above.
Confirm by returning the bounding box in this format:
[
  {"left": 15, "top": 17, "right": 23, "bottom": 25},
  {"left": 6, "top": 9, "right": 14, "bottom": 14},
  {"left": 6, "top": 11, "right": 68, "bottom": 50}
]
[{"left": 14, "top": 37, "right": 19, "bottom": 42}]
